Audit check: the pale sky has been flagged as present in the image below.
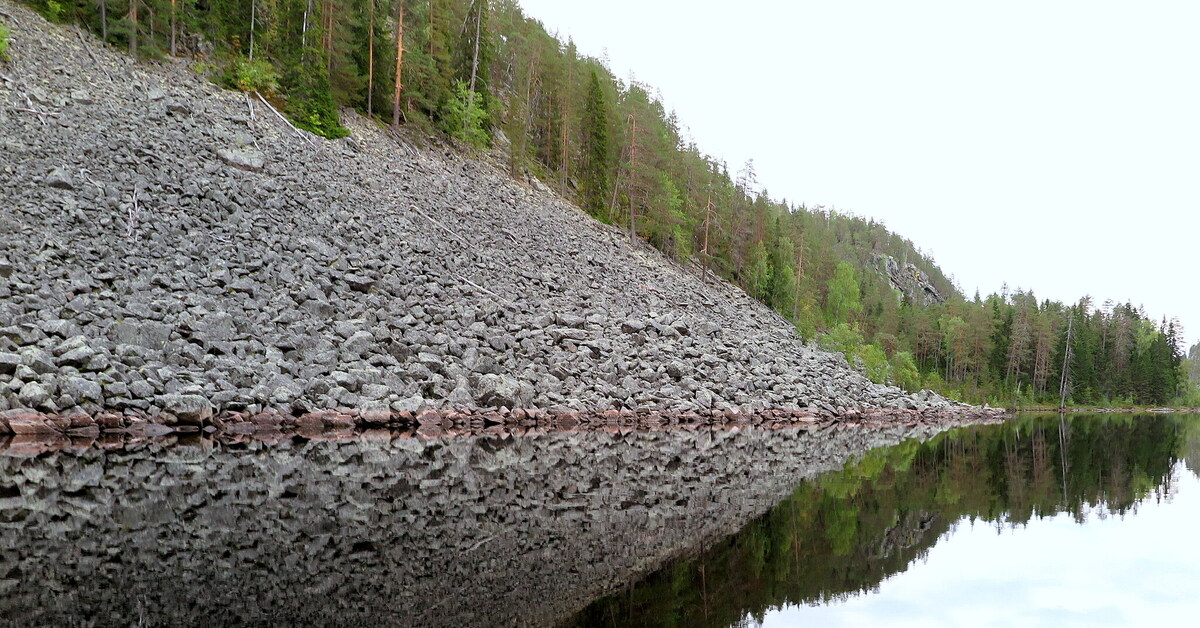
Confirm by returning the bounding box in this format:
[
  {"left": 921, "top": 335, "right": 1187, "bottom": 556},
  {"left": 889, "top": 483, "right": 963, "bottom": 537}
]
[{"left": 517, "top": 0, "right": 1200, "bottom": 348}]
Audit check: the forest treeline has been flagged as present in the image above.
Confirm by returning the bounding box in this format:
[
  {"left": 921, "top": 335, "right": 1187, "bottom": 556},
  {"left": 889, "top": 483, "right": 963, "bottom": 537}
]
[{"left": 18, "top": 0, "right": 1194, "bottom": 406}]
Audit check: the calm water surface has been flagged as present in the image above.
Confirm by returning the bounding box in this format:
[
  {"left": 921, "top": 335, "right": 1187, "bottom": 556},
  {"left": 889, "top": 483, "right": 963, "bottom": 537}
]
[
  {"left": 1, "top": 413, "right": 1196, "bottom": 627},
  {"left": 568, "top": 413, "right": 1200, "bottom": 628}
]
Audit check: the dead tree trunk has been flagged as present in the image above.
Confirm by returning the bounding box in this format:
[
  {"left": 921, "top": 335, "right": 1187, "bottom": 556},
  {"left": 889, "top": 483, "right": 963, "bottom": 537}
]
[
  {"left": 466, "top": 0, "right": 482, "bottom": 112},
  {"left": 128, "top": 0, "right": 138, "bottom": 56},
  {"left": 170, "top": 0, "right": 177, "bottom": 56},
  {"left": 701, "top": 194, "right": 713, "bottom": 283},
  {"left": 392, "top": 1, "right": 405, "bottom": 127},
  {"left": 367, "top": 0, "right": 374, "bottom": 113},
  {"left": 627, "top": 114, "right": 638, "bottom": 243}
]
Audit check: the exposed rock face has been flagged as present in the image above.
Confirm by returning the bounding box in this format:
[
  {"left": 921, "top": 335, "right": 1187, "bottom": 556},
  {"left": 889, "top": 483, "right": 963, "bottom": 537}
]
[
  {"left": 0, "top": 2, "right": 960, "bottom": 419},
  {"left": 872, "top": 252, "right": 946, "bottom": 306},
  {"left": 0, "top": 421, "right": 949, "bottom": 627}
]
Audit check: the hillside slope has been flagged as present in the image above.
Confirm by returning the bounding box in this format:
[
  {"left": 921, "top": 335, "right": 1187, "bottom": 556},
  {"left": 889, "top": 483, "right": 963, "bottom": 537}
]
[{"left": 0, "top": 4, "right": 957, "bottom": 421}]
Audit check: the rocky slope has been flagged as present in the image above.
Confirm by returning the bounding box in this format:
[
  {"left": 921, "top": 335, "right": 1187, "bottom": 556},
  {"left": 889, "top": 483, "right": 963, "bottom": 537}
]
[{"left": 0, "top": 3, "right": 960, "bottom": 423}]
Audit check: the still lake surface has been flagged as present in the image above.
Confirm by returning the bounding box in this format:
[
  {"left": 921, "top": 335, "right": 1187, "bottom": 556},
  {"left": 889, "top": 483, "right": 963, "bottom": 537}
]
[{"left": 2, "top": 412, "right": 1196, "bottom": 627}]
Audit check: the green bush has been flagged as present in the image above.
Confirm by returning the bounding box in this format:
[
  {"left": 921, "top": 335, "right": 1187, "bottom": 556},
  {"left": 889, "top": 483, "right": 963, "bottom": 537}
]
[
  {"left": 0, "top": 24, "right": 10, "bottom": 62},
  {"left": 42, "top": 0, "right": 68, "bottom": 23},
  {"left": 224, "top": 56, "right": 280, "bottom": 94}
]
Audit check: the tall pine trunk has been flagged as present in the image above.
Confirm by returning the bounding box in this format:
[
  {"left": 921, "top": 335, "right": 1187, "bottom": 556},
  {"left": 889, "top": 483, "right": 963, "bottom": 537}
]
[
  {"left": 367, "top": 0, "right": 375, "bottom": 114},
  {"left": 392, "top": 1, "right": 404, "bottom": 127},
  {"left": 128, "top": 0, "right": 137, "bottom": 56}
]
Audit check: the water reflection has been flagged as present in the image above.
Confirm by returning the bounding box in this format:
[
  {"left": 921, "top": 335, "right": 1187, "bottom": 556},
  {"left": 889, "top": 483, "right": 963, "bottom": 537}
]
[
  {"left": 0, "top": 422, "right": 948, "bottom": 627},
  {"left": 565, "top": 414, "right": 1195, "bottom": 628}
]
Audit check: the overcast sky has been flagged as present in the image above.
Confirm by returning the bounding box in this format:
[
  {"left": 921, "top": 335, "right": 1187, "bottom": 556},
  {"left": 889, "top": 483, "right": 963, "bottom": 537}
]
[{"left": 517, "top": 0, "right": 1199, "bottom": 348}]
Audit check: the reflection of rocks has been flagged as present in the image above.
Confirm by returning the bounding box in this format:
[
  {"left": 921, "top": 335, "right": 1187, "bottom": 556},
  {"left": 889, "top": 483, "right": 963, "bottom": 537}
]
[
  {"left": 873, "top": 510, "right": 940, "bottom": 560},
  {"left": 0, "top": 423, "right": 951, "bottom": 627}
]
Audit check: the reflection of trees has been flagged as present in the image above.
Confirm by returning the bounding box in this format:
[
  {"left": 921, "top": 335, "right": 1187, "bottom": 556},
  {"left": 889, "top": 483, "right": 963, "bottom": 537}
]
[{"left": 565, "top": 414, "right": 1189, "bottom": 628}]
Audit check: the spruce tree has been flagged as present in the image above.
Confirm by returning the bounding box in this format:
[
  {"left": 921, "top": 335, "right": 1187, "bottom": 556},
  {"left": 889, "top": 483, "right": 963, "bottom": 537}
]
[{"left": 580, "top": 70, "right": 611, "bottom": 217}]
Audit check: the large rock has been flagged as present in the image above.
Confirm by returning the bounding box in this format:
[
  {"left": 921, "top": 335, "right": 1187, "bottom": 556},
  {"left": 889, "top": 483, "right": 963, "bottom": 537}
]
[
  {"left": 216, "top": 148, "right": 265, "bottom": 172},
  {"left": 0, "top": 353, "right": 19, "bottom": 376},
  {"left": 46, "top": 167, "right": 74, "bottom": 190},
  {"left": 155, "top": 394, "right": 213, "bottom": 425},
  {"left": 475, "top": 374, "right": 534, "bottom": 409}
]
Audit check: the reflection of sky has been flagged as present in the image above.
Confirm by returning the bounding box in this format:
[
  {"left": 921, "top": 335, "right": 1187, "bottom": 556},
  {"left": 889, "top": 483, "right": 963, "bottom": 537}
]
[{"left": 759, "top": 463, "right": 1200, "bottom": 628}]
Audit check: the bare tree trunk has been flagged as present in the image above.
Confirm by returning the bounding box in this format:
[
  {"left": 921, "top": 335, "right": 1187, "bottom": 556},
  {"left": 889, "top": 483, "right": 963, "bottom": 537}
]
[
  {"left": 1059, "top": 313, "right": 1074, "bottom": 408},
  {"left": 559, "top": 96, "right": 569, "bottom": 193},
  {"left": 392, "top": 1, "right": 405, "bottom": 128},
  {"left": 325, "top": 0, "right": 335, "bottom": 74},
  {"left": 701, "top": 194, "right": 713, "bottom": 284},
  {"left": 367, "top": 0, "right": 375, "bottom": 114},
  {"left": 792, "top": 244, "right": 804, "bottom": 321},
  {"left": 248, "top": 0, "right": 255, "bottom": 60},
  {"left": 128, "top": 0, "right": 137, "bottom": 56},
  {"left": 170, "top": 0, "right": 176, "bottom": 56},
  {"left": 100, "top": 0, "right": 107, "bottom": 41},
  {"left": 467, "top": 0, "right": 481, "bottom": 109},
  {"left": 302, "top": 0, "right": 312, "bottom": 48},
  {"left": 627, "top": 114, "right": 637, "bottom": 243}
]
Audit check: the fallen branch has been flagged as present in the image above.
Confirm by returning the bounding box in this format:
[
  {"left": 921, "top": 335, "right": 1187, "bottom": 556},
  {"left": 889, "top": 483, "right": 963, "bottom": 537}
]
[
  {"left": 411, "top": 206, "right": 472, "bottom": 248},
  {"left": 244, "top": 91, "right": 255, "bottom": 121},
  {"left": 465, "top": 535, "right": 495, "bottom": 552},
  {"left": 0, "top": 9, "right": 19, "bottom": 25},
  {"left": 76, "top": 27, "right": 105, "bottom": 75},
  {"left": 13, "top": 107, "right": 59, "bottom": 117},
  {"left": 255, "top": 91, "right": 316, "bottom": 147},
  {"left": 458, "top": 276, "right": 510, "bottom": 304}
]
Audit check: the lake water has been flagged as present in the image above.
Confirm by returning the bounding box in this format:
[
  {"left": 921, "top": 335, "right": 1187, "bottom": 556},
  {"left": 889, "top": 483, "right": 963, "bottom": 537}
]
[{"left": 1, "top": 413, "right": 1195, "bottom": 626}]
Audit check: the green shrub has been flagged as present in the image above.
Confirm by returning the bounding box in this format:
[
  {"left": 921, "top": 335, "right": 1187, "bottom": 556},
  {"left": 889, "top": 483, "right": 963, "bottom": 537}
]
[
  {"left": 42, "top": 0, "right": 68, "bottom": 23},
  {"left": 0, "top": 24, "right": 10, "bottom": 62},
  {"left": 225, "top": 56, "right": 280, "bottom": 94}
]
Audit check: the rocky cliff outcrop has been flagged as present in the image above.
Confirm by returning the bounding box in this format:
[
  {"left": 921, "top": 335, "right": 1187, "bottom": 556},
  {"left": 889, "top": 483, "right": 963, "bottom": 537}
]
[
  {"left": 872, "top": 252, "right": 946, "bottom": 306},
  {"left": 0, "top": 2, "right": 958, "bottom": 422}
]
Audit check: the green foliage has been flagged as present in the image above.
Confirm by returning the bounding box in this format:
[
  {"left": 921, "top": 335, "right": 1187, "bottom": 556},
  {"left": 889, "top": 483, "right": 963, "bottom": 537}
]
[
  {"left": 41, "top": 0, "right": 68, "bottom": 23},
  {"left": 441, "top": 80, "right": 489, "bottom": 147},
  {"left": 825, "top": 262, "right": 862, "bottom": 326},
  {"left": 224, "top": 56, "right": 280, "bottom": 94},
  {"left": 858, "top": 343, "right": 891, "bottom": 384},
  {"left": 818, "top": 323, "right": 865, "bottom": 359},
  {"left": 580, "top": 70, "right": 611, "bottom": 216},
  {"left": 0, "top": 23, "right": 10, "bottom": 62},
  {"left": 889, "top": 351, "right": 921, "bottom": 391}
]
